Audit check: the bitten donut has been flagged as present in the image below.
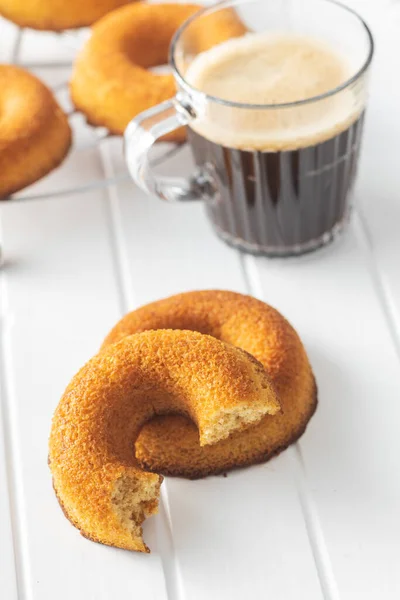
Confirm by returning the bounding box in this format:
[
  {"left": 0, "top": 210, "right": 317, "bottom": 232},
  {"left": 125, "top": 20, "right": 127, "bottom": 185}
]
[
  {"left": 102, "top": 291, "right": 317, "bottom": 478},
  {"left": 0, "top": 65, "right": 71, "bottom": 198},
  {"left": 49, "top": 330, "right": 280, "bottom": 552},
  {"left": 0, "top": 0, "right": 131, "bottom": 31},
  {"left": 70, "top": 2, "right": 247, "bottom": 140}
]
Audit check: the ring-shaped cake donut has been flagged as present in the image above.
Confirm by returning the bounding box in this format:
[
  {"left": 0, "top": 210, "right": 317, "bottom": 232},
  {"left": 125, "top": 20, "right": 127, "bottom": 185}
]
[
  {"left": 49, "top": 330, "right": 280, "bottom": 552},
  {"left": 70, "top": 2, "right": 247, "bottom": 140},
  {"left": 102, "top": 291, "right": 318, "bottom": 478}
]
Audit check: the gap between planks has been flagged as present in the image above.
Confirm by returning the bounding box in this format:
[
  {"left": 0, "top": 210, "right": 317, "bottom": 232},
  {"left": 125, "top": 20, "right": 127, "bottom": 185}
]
[
  {"left": 240, "top": 252, "right": 341, "bottom": 600},
  {"left": 0, "top": 26, "right": 33, "bottom": 600},
  {"left": 0, "top": 226, "right": 33, "bottom": 600},
  {"left": 98, "top": 142, "right": 184, "bottom": 600}
]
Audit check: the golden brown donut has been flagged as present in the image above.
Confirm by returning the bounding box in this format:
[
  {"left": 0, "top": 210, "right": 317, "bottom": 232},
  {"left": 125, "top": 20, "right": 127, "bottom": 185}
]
[
  {"left": 70, "top": 2, "right": 247, "bottom": 140},
  {"left": 0, "top": 0, "right": 131, "bottom": 31},
  {"left": 49, "top": 330, "right": 280, "bottom": 552},
  {"left": 0, "top": 65, "right": 71, "bottom": 198},
  {"left": 102, "top": 291, "right": 317, "bottom": 478}
]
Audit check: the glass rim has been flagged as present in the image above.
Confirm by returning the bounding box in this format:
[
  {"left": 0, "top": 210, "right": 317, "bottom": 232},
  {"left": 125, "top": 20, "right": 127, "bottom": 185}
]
[{"left": 170, "top": 0, "right": 374, "bottom": 110}]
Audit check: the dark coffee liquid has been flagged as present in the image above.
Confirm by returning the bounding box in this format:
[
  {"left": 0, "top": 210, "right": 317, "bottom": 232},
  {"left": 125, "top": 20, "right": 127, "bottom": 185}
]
[{"left": 188, "top": 112, "right": 364, "bottom": 255}]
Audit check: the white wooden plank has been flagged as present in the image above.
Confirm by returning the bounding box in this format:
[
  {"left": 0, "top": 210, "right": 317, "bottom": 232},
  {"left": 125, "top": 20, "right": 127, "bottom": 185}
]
[
  {"left": 0, "top": 25, "right": 168, "bottom": 598},
  {"left": 352, "top": 5, "right": 400, "bottom": 342},
  {"left": 106, "top": 142, "right": 324, "bottom": 600},
  {"left": 0, "top": 20, "right": 26, "bottom": 600},
  {"left": 247, "top": 226, "right": 400, "bottom": 599},
  {"left": 0, "top": 273, "right": 19, "bottom": 600},
  {"left": 0, "top": 169, "right": 168, "bottom": 598},
  {"left": 165, "top": 456, "right": 325, "bottom": 600}
]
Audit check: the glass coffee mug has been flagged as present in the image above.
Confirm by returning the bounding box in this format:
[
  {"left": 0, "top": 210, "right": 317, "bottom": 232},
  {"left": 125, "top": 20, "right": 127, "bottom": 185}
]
[{"left": 125, "top": 0, "right": 373, "bottom": 257}]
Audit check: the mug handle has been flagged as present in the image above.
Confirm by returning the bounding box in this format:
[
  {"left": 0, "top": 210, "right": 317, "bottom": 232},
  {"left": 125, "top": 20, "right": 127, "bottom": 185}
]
[{"left": 124, "top": 95, "right": 215, "bottom": 202}]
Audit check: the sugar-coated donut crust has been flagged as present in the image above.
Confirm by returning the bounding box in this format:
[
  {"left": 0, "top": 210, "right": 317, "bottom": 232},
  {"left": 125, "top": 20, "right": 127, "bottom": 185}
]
[
  {"left": 70, "top": 2, "right": 247, "bottom": 140},
  {"left": 0, "top": 0, "right": 131, "bottom": 31},
  {"left": 102, "top": 291, "right": 317, "bottom": 478},
  {"left": 0, "top": 65, "right": 71, "bottom": 198},
  {"left": 49, "top": 330, "right": 280, "bottom": 552}
]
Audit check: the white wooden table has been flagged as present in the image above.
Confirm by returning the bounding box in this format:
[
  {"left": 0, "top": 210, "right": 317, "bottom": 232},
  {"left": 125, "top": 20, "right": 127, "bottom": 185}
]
[{"left": 1, "top": 2, "right": 400, "bottom": 598}]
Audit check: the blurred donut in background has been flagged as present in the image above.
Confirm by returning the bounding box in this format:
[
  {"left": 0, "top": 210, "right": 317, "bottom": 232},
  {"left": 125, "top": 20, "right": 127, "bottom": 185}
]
[
  {"left": 0, "top": 65, "right": 71, "bottom": 198},
  {"left": 70, "top": 2, "right": 247, "bottom": 140},
  {"left": 0, "top": 0, "right": 132, "bottom": 31}
]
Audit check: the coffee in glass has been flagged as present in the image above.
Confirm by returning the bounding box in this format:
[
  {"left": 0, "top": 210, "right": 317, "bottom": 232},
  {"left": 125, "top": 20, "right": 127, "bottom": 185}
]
[{"left": 125, "top": 0, "right": 373, "bottom": 256}]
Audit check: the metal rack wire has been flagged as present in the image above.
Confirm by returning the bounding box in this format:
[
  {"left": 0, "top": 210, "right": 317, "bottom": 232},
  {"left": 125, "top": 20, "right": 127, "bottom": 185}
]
[{"left": 3, "top": 24, "right": 182, "bottom": 203}]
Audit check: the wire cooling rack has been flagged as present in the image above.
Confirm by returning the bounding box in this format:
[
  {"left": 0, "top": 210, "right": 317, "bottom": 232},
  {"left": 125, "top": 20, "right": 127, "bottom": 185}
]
[{"left": 3, "top": 24, "right": 182, "bottom": 203}]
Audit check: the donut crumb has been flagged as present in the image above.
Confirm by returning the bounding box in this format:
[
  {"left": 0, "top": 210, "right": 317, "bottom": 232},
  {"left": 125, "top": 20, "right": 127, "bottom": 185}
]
[{"left": 111, "top": 475, "right": 161, "bottom": 544}]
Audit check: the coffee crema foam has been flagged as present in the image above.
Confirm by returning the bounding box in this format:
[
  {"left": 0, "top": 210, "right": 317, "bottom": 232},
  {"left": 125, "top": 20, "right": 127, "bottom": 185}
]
[{"left": 185, "top": 33, "right": 363, "bottom": 151}]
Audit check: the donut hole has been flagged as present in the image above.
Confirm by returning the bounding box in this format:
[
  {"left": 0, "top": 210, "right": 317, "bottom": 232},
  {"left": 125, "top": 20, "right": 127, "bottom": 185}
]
[
  {"left": 120, "top": 29, "right": 171, "bottom": 70},
  {"left": 111, "top": 475, "right": 161, "bottom": 543}
]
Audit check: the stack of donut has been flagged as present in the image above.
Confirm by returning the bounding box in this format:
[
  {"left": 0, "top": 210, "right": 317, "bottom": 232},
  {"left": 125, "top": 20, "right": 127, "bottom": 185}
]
[
  {"left": 49, "top": 291, "right": 317, "bottom": 552},
  {"left": 0, "top": 2, "right": 245, "bottom": 196}
]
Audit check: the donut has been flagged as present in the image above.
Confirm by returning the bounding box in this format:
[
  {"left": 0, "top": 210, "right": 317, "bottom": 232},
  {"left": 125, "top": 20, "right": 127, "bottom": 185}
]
[
  {"left": 102, "top": 291, "right": 317, "bottom": 478},
  {"left": 0, "top": 0, "right": 131, "bottom": 31},
  {"left": 70, "top": 3, "right": 247, "bottom": 140},
  {"left": 49, "top": 330, "right": 280, "bottom": 552},
  {"left": 0, "top": 65, "right": 71, "bottom": 198}
]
